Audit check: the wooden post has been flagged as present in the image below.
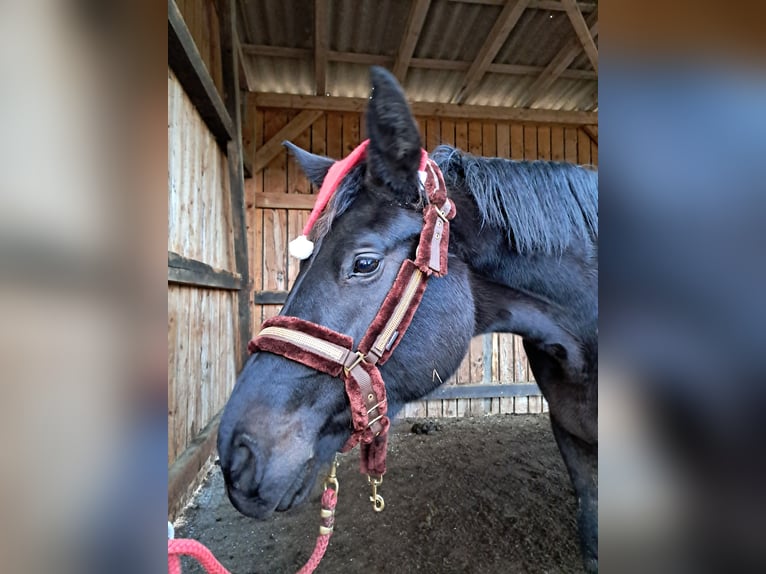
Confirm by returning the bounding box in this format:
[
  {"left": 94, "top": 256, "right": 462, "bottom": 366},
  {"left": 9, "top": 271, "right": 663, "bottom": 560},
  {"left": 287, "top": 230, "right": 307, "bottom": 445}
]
[{"left": 220, "top": 0, "right": 252, "bottom": 369}]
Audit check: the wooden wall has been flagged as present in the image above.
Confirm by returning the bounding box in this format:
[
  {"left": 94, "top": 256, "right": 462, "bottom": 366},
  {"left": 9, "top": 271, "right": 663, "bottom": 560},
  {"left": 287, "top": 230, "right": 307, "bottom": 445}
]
[
  {"left": 168, "top": 69, "right": 239, "bottom": 466},
  {"left": 176, "top": 0, "right": 224, "bottom": 95},
  {"left": 245, "top": 108, "right": 597, "bottom": 419}
]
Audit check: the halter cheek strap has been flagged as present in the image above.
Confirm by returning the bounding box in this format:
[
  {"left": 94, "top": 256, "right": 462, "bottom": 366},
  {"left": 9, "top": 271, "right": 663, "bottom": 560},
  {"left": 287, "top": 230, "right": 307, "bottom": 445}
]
[{"left": 249, "top": 144, "right": 455, "bottom": 507}]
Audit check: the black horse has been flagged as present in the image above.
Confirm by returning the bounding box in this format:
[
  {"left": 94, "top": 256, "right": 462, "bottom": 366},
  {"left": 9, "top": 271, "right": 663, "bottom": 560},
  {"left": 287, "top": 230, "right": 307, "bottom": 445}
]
[{"left": 218, "top": 67, "right": 598, "bottom": 572}]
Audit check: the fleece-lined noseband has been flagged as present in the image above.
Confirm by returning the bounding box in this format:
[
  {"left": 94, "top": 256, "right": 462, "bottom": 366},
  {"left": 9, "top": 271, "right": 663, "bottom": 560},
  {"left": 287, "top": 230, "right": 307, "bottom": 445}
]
[{"left": 248, "top": 140, "right": 455, "bottom": 508}]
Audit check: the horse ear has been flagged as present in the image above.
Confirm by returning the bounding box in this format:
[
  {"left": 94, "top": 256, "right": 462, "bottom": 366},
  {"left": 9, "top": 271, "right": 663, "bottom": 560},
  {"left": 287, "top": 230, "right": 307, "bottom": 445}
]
[
  {"left": 283, "top": 141, "right": 334, "bottom": 187},
  {"left": 366, "top": 66, "right": 422, "bottom": 200}
]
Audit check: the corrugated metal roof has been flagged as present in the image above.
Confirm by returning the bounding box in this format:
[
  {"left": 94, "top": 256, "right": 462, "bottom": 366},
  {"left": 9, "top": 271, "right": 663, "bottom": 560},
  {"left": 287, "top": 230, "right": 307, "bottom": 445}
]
[{"left": 239, "top": 0, "right": 598, "bottom": 111}]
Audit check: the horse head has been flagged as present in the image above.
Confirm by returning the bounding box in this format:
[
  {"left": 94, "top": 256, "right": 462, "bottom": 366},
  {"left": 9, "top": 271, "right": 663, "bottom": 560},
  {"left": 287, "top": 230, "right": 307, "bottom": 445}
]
[{"left": 217, "top": 67, "right": 475, "bottom": 518}]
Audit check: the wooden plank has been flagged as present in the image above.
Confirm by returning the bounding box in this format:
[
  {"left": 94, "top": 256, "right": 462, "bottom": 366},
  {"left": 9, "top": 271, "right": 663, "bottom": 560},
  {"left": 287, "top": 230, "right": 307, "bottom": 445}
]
[
  {"left": 561, "top": 0, "right": 598, "bottom": 72},
  {"left": 287, "top": 125, "right": 311, "bottom": 288},
  {"left": 510, "top": 124, "right": 524, "bottom": 159},
  {"left": 440, "top": 119, "right": 455, "bottom": 146},
  {"left": 425, "top": 383, "right": 541, "bottom": 400},
  {"left": 537, "top": 126, "right": 551, "bottom": 160},
  {"left": 514, "top": 396, "right": 529, "bottom": 413},
  {"left": 326, "top": 112, "right": 343, "bottom": 159},
  {"left": 468, "top": 120, "right": 482, "bottom": 156},
  {"left": 514, "top": 337, "right": 529, "bottom": 381},
  {"left": 470, "top": 336, "right": 484, "bottom": 383},
  {"left": 564, "top": 127, "right": 578, "bottom": 162},
  {"left": 577, "top": 128, "right": 592, "bottom": 165},
  {"left": 453, "top": 0, "right": 532, "bottom": 104},
  {"left": 168, "top": 0, "right": 234, "bottom": 149},
  {"left": 168, "top": 251, "right": 242, "bottom": 290},
  {"left": 551, "top": 126, "right": 565, "bottom": 161},
  {"left": 393, "top": 0, "right": 432, "bottom": 81},
  {"left": 496, "top": 122, "right": 510, "bottom": 158},
  {"left": 263, "top": 110, "right": 289, "bottom": 297},
  {"left": 314, "top": 0, "right": 329, "bottom": 95},
  {"left": 519, "top": 20, "right": 598, "bottom": 108},
  {"left": 426, "top": 118, "right": 440, "bottom": 152},
  {"left": 254, "top": 110, "right": 324, "bottom": 172},
  {"left": 524, "top": 125, "right": 538, "bottom": 160},
  {"left": 253, "top": 93, "right": 598, "bottom": 126},
  {"left": 254, "top": 192, "right": 316, "bottom": 210},
  {"left": 342, "top": 112, "right": 360, "bottom": 155},
  {"left": 251, "top": 107, "right": 265, "bottom": 329},
  {"left": 482, "top": 121, "right": 496, "bottom": 156},
  {"left": 591, "top": 138, "right": 598, "bottom": 166}
]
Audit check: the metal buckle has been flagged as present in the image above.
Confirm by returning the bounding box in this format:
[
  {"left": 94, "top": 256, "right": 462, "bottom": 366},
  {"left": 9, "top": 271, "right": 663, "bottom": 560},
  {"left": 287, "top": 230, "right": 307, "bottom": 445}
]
[{"left": 343, "top": 351, "right": 366, "bottom": 374}]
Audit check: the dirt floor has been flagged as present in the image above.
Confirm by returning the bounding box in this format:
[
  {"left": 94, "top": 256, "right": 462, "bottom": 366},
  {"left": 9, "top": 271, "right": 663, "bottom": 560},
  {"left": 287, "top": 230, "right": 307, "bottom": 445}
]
[{"left": 174, "top": 415, "right": 583, "bottom": 574}]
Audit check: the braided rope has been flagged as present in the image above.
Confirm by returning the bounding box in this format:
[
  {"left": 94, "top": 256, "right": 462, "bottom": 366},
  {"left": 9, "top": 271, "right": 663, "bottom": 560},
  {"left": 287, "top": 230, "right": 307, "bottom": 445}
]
[{"left": 168, "top": 486, "right": 338, "bottom": 574}]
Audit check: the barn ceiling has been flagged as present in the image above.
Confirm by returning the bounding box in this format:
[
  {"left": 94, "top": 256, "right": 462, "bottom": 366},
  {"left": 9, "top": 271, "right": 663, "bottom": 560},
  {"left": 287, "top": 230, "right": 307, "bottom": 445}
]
[{"left": 237, "top": 0, "right": 598, "bottom": 112}]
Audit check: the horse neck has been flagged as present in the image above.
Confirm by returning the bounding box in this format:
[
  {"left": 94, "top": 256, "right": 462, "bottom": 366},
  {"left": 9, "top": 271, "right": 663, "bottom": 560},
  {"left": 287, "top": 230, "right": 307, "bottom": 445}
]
[{"left": 447, "top": 184, "right": 598, "bottom": 338}]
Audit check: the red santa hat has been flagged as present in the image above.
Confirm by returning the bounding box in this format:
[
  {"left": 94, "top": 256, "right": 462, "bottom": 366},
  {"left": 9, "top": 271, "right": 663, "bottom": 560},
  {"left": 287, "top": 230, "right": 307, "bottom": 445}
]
[{"left": 288, "top": 139, "right": 429, "bottom": 259}]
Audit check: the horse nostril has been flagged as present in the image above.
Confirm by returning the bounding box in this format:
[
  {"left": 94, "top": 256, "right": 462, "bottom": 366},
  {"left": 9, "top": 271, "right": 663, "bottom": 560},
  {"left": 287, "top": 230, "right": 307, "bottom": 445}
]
[{"left": 227, "top": 434, "right": 264, "bottom": 495}]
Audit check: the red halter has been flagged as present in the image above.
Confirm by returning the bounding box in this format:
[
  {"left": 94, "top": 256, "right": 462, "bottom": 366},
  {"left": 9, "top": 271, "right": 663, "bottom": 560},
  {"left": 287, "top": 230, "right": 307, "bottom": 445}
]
[{"left": 248, "top": 141, "right": 455, "bottom": 507}]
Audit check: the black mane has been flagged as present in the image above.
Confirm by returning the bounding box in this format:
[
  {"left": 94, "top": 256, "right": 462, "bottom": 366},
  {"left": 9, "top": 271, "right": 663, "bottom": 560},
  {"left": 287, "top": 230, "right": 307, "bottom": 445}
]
[
  {"left": 432, "top": 145, "right": 598, "bottom": 255},
  {"left": 311, "top": 146, "right": 598, "bottom": 256}
]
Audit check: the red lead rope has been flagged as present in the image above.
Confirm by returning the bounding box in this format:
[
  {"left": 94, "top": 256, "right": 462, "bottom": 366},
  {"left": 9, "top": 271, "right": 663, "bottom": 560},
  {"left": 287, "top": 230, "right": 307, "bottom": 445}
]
[{"left": 168, "top": 476, "right": 339, "bottom": 574}]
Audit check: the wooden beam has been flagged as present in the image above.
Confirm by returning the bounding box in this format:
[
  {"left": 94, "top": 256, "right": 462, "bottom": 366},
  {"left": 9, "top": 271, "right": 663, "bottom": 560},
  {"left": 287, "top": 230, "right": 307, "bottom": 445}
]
[
  {"left": 253, "top": 92, "right": 598, "bottom": 126},
  {"left": 235, "top": 29, "right": 255, "bottom": 91},
  {"left": 448, "top": 0, "right": 597, "bottom": 11},
  {"left": 254, "top": 110, "right": 324, "bottom": 172},
  {"left": 242, "top": 44, "right": 311, "bottom": 58},
  {"left": 238, "top": 45, "right": 596, "bottom": 80},
  {"left": 453, "top": 0, "right": 531, "bottom": 104},
  {"left": 582, "top": 124, "right": 598, "bottom": 145},
  {"left": 254, "top": 290, "right": 290, "bottom": 305},
  {"left": 220, "top": 0, "right": 252, "bottom": 368},
  {"left": 254, "top": 192, "right": 317, "bottom": 210},
  {"left": 168, "top": 251, "right": 242, "bottom": 290},
  {"left": 168, "top": 0, "right": 234, "bottom": 149},
  {"left": 168, "top": 411, "right": 221, "bottom": 520},
  {"left": 561, "top": 0, "right": 598, "bottom": 72},
  {"left": 393, "top": 0, "right": 432, "bottom": 82},
  {"left": 236, "top": 0, "right": 254, "bottom": 44},
  {"left": 314, "top": 0, "right": 329, "bottom": 95},
  {"left": 489, "top": 62, "right": 596, "bottom": 79},
  {"left": 424, "top": 383, "right": 541, "bottom": 400},
  {"left": 519, "top": 20, "right": 598, "bottom": 108},
  {"left": 331, "top": 51, "right": 391, "bottom": 66}
]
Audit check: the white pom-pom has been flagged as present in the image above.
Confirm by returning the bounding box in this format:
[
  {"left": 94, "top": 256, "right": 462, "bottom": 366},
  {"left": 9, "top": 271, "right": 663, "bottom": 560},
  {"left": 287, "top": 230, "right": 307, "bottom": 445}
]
[{"left": 289, "top": 234, "right": 314, "bottom": 260}]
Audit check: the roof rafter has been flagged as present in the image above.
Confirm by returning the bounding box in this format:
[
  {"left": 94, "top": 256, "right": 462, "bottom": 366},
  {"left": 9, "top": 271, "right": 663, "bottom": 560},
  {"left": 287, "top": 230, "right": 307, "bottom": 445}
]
[
  {"left": 314, "top": 0, "right": 329, "bottom": 95},
  {"left": 561, "top": 0, "right": 598, "bottom": 72},
  {"left": 452, "top": 0, "right": 531, "bottom": 104},
  {"left": 393, "top": 0, "right": 432, "bottom": 82},
  {"left": 253, "top": 92, "right": 598, "bottom": 126},
  {"left": 518, "top": 19, "right": 598, "bottom": 108},
  {"left": 241, "top": 44, "right": 597, "bottom": 80}
]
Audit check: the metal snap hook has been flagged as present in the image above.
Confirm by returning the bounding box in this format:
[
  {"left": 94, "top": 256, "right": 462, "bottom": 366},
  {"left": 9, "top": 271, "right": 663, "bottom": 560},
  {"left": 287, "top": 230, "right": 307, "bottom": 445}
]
[{"left": 367, "top": 474, "right": 385, "bottom": 512}]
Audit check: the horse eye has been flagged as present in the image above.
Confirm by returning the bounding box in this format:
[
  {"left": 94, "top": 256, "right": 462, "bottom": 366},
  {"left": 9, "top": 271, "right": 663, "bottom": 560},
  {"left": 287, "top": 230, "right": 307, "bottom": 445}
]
[{"left": 352, "top": 257, "right": 380, "bottom": 275}]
